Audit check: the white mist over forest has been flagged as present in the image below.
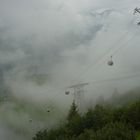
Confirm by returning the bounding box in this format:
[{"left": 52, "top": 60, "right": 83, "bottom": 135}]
[{"left": 0, "top": 0, "right": 140, "bottom": 139}]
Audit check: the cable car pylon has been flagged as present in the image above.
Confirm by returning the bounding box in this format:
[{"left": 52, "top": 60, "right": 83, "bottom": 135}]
[
  {"left": 133, "top": 7, "right": 140, "bottom": 25},
  {"left": 65, "top": 83, "right": 89, "bottom": 112}
]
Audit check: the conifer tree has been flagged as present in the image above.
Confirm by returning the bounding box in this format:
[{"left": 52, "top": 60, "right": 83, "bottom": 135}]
[{"left": 67, "top": 100, "right": 79, "bottom": 121}]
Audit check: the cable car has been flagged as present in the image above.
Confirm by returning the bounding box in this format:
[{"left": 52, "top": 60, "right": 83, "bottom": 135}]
[
  {"left": 47, "top": 109, "right": 50, "bottom": 113},
  {"left": 108, "top": 56, "right": 114, "bottom": 66},
  {"left": 29, "top": 119, "right": 32, "bottom": 122},
  {"left": 137, "top": 22, "right": 140, "bottom": 25},
  {"left": 65, "top": 90, "right": 70, "bottom": 95},
  {"left": 45, "top": 107, "right": 51, "bottom": 113}
]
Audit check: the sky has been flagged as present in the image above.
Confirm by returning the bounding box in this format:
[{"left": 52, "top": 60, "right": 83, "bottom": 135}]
[
  {"left": 0, "top": 0, "right": 139, "bottom": 102},
  {"left": 0, "top": 0, "right": 140, "bottom": 139}
]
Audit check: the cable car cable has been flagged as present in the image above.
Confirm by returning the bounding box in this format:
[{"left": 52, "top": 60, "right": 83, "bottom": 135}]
[
  {"left": 70, "top": 31, "right": 129, "bottom": 83},
  {"left": 111, "top": 31, "right": 139, "bottom": 56},
  {"left": 51, "top": 11, "right": 139, "bottom": 97},
  {"left": 77, "top": 31, "right": 137, "bottom": 80},
  {"left": 90, "top": 73, "right": 140, "bottom": 84},
  {"left": 55, "top": 30, "right": 138, "bottom": 96}
]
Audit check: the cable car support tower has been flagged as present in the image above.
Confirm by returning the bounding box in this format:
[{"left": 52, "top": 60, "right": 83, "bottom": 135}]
[{"left": 68, "top": 83, "right": 89, "bottom": 112}]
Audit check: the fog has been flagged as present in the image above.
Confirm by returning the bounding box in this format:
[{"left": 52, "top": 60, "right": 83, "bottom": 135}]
[{"left": 0, "top": 0, "right": 140, "bottom": 139}]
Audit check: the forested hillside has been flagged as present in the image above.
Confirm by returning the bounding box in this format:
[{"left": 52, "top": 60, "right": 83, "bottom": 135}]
[{"left": 33, "top": 99, "right": 140, "bottom": 140}]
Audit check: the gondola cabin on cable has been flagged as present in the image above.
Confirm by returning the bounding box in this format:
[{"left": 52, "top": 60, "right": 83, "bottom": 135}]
[
  {"left": 29, "top": 119, "right": 32, "bottom": 123},
  {"left": 65, "top": 90, "right": 70, "bottom": 95},
  {"left": 108, "top": 56, "right": 114, "bottom": 66},
  {"left": 45, "top": 107, "right": 51, "bottom": 113},
  {"left": 137, "top": 22, "right": 140, "bottom": 25}
]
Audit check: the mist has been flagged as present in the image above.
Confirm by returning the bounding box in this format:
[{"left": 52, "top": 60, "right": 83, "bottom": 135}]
[{"left": 0, "top": 0, "right": 140, "bottom": 139}]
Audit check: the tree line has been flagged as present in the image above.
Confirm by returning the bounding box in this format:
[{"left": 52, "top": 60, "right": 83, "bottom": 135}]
[{"left": 33, "top": 98, "right": 140, "bottom": 140}]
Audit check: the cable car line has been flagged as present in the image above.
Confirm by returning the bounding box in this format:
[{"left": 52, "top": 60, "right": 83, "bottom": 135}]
[
  {"left": 72, "top": 31, "right": 129, "bottom": 82},
  {"left": 63, "top": 30, "right": 138, "bottom": 95},
  {"left": 91, "top": 73, "right": 140, "bottom": 84},
  {"left": 111, "top": 31, "right": 139, "bottom": 56},
  {"left": 78, "top": 31, "right": 138, "bottom": 80},
  {"left": 54, "top": 9, "right": 139, "bottom": 97},
  {"left": 65, "top": 29, "right": 139, "bottom": 94},
  {"left": 63, "top": 32, "right": 134, "bottom": 95}
]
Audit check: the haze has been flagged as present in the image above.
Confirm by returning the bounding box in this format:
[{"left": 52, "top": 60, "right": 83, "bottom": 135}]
[{"left": 0, "top": 0, "right": 140, "bottom": 139}]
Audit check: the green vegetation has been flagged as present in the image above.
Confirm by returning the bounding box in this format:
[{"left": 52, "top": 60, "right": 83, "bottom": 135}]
[
  {"left": 106, "top": 88, "right": 140, "bottom": 106},
  {"left": 136, "top": 131, "right": 140, "bottom": 140},
  {"left": 33, "top": 99, "right": 140, "bottom": 140}
]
